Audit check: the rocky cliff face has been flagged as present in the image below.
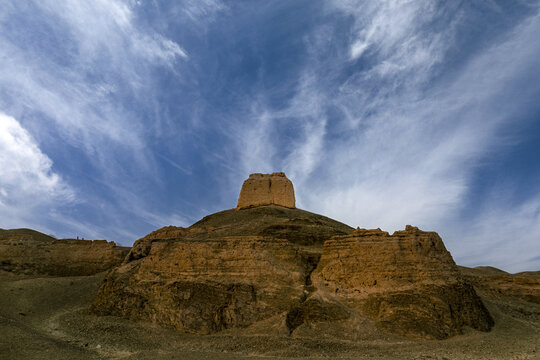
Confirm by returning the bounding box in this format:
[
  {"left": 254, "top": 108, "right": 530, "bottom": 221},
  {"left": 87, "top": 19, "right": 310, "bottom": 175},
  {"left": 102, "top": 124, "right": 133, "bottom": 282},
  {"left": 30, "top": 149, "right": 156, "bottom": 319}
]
[
  {"left": 90, "top": 173, "right": 493, "bottom": 339},
  {"left": 91, "top": 205, "right": 352, "bottom": 334},
  {"left": 237, "top": 172, "right": 295, "bottom": 209},
  {"left": 0, "top": 228, "right": 129, "bottom": 276},
  {"left": 312, "top": 226, "right": 494, "bottom": 339},
  {"left": 91, "top": 235, "right": 308, "bottom": 334}
]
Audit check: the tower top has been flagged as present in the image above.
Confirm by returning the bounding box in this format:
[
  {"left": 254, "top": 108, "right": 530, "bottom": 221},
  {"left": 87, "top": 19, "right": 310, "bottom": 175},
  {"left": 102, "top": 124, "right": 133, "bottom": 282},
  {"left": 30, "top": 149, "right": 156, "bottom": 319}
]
[{"left": 236, "top": 172, "right": 295, "bottom": 209}]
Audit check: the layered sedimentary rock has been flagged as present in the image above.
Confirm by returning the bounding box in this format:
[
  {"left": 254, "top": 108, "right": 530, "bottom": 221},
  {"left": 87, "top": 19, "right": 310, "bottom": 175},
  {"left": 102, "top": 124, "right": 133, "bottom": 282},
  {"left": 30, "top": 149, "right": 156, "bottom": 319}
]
[
  {"left": 90, "top": 173, "right": 494, "bottom": 340},
  {"left": 312, "top": 226, "right": 494, "bottom": 339},
  {"left": 0, "top": 228, "right": 129, "bottom": 276},
  {"left": 237, "top": 172, "right": 295, "bottom": 209},
  {"left": 124, "top": 225, "right": 189, "bottom": 263},
  {"left": 92, "top": 236, "right": 306, "bottom": 334},
  {"left": 91, "top": 206, "right": 353, "bottom": 334}
]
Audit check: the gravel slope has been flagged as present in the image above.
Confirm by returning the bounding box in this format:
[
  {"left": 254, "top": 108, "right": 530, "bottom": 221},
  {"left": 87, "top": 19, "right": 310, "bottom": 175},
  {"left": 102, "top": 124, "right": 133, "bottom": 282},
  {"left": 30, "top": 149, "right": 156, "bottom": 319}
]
[{"left": 1, "top": 269, "right": 539, "bottom": 359}]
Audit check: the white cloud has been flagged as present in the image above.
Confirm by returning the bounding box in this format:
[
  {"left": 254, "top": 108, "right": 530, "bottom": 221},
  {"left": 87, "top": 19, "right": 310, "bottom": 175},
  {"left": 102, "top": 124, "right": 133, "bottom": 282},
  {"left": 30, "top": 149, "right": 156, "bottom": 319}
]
[
  {"left": 234, "top": 72, "right": 328, "bottom": 200},
  {"left": 0, "top": 0, "right": 191, "bottom": 189},
  {"left": 238, "top": 109, "right": 276, "bottom": 175},
  {"left": 280, "top": 75, "right": 327, "bottom": 194},
  {"left": 179, "top": 0, "right": 228, "bottom": 24},
  {"left": 335, "top": 0, "right": 445, "bottom": 73},
  {"left": 0, "top": 113, "right": 73, "bottom": 225},
  {"left": 445, "top": 191, "right": 540, "bottom": 273},
  {"left": 309, "top": 9, "right": 540, "bottom": 231},
  {"left": 37, "top": 0, "right": 187, "bottom": 66},
  {"left": 236, "top": 3, "right": 540, "bottom": 271},
  {"left": 0, "top": 114, "right": 70, "bottom": 198}
]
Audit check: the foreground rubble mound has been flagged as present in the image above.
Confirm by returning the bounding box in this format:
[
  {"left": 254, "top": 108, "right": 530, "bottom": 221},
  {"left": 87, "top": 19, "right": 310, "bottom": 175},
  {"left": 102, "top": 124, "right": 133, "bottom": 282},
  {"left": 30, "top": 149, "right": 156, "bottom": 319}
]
[
  {"left": 90, "top": 173, "right": 494, "bottom": 339},
  {"left": 0, "top": 228, "right": 129, "bottom": 276}
]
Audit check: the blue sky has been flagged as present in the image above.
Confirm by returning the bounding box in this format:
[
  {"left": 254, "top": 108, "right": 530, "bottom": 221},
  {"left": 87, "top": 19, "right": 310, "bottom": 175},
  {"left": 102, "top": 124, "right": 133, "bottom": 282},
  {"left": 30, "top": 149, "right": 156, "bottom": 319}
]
[{"left": 1, "top": 0, "right": 539, "bottom": 272}]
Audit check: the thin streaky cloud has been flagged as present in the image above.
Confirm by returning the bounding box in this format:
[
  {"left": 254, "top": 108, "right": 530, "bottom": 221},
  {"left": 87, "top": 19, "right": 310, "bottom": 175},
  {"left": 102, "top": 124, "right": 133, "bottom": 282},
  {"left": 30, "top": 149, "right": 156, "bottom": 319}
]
[{"left": 0, "top": 1, "right": 538, "bottom": 272}]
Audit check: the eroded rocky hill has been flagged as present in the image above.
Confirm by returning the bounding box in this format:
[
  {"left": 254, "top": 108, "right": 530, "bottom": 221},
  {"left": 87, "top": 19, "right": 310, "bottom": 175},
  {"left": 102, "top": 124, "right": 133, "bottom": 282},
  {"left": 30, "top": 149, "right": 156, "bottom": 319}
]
[
  {"left": 0, "top": 228, "right": 129, "bottom": 276},
  {"left": 90, "top": 173, "right": 494, "bottom": 339},
  {"left": 312, "top": 226, "right": 493, "bottom": 338},
  {"left": 459, "top": 266, "right": 540, "bottom": 305}
]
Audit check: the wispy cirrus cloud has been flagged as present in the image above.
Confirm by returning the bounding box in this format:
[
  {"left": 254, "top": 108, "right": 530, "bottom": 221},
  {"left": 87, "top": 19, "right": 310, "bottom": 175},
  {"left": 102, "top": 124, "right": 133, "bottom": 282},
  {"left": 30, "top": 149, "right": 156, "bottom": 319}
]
[
  {"left": 337, "top": 0, "right": 446, "bottom": 67},
  {"left": 232, "top": 2, "right": 540, "bottom": 271},
  {"left": 36, "top": 0, "right": 188, "bottom": 66},
  {"left": 315, "top": 6, "right": 540, "bottom": 229},
  {"left": 448, "top": 189, "right": 540, "bottom": 273},
  {"left": 1, "top": 0, "right": 539, "bottom": 272},
  {"left": 0, "top": 0, "right": 191, "bottom": 238},
  {"left": 0, "top": 0, "right": 187, "bottom": 151},
  {"left": 178, "top": 0, "right": 228, "bottom": 24}
]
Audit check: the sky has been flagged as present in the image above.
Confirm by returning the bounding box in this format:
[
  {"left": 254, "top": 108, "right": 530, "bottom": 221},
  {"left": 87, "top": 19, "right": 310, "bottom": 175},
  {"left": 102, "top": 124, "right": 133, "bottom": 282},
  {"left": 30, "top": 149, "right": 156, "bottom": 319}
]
[{"left": 1, "top": 0, "right": 539, "bottom": 272}]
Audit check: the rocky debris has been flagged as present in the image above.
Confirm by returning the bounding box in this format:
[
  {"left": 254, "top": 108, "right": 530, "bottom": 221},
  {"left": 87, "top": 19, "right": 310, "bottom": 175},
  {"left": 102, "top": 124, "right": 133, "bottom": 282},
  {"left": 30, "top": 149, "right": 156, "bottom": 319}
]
[
  {"left": 459, "top": 266, "right": 540, "bottom": 304},
  {"left": 237, "top": 172, "right": 295, "bottom": 209},
  {"left": 0, "top": 228, "right": 129, "bottom": 276},
  {"left": 312, "top": 226, "right": 494, "bottom": 339}
]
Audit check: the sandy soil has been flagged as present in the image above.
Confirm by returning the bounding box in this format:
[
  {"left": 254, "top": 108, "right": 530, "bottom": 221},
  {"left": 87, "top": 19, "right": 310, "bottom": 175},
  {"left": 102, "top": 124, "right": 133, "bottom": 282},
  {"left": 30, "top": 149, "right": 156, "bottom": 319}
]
[{"left": 0, "top": 271, "right": 539, "bottom": 360}]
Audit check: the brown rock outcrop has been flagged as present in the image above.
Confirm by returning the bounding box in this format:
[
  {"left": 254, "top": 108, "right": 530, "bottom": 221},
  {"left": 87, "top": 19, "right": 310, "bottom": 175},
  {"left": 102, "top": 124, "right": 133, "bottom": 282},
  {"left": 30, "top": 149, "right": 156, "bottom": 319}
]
[
  {"left": 312, "top": 226, "right": 494, "bottom": 339},
  {"left": 92, "top": 236, "right": 307, "bottom": 334},
  {"left": 459, "top": 266, "right": 540, "bottom": 304},
  {"left": 0, "top": 228, "right": 129, "bottom": 276},
  {"left": 90, "top": 176, "right": 494, "bottom": 340},
  {"left": 91, "top": 206, "right": 353, "bottom": 334},
  {"left": 124, "top": 225, "right": 188, "bottom": 263},
  {"left": 237, "top": 172, "right": 295, "bottom": 209}
]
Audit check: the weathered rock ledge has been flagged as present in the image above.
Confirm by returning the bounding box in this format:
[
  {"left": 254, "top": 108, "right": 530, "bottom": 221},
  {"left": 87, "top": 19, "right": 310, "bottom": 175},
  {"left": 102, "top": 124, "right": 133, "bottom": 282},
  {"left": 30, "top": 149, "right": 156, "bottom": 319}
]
[
  {"left": 90, "top": 221, "right": 494, "bottom": 339},
  {"left": 312, "top": 226, "right": 494, "bottom": 339},
  {"left": 0, "top": 228, "right": 129, "bottom": 276},
  {"left": 90, "top": 206, "right": 352, "bottom": 334}
]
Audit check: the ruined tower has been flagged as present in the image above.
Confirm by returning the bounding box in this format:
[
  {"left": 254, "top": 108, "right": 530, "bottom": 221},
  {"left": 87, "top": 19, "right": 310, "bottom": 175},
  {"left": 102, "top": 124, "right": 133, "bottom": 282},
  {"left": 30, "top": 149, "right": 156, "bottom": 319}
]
[{"left": 236, "top": 172, "right": 295, "bottom": 209}]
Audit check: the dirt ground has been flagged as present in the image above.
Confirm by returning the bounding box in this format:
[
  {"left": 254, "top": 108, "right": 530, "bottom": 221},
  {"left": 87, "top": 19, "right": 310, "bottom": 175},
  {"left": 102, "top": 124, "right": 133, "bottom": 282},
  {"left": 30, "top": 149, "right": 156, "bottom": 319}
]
[{"left": 0, "top": 271, "right": 539, "bottom": 360}]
